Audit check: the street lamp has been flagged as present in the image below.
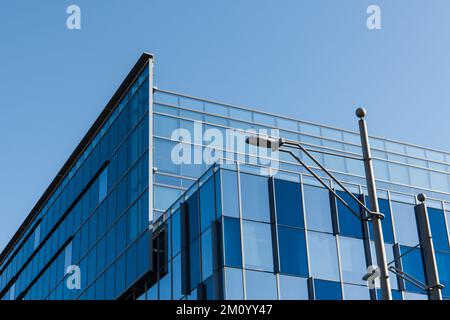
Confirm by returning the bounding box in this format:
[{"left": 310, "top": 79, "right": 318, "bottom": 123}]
[{"left": 246, "top": 108, "right": 392, "bottom": 300}]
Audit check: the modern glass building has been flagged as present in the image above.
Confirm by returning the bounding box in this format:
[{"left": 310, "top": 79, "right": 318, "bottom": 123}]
[{"left": 1, "top": 53, "right": 450, "bottom": 300}]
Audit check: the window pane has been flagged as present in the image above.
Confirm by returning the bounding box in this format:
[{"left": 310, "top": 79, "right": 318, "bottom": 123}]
[
  {"left": 245, "top": 270, "right": 277, "bottom": 300},
  {"left": 367, "top": 198, "right": 394, "bottom": 244},
  {"left": 171, "top": 209, "right": 181, "bottom": 258},
  {"left": 278, "top": 226, "right": 308, "bottom": 277},
  {"left": 391, "top": 202, "right": 419, "bottom": 247},
  {"left": 314, "top": 279, "right": 342, "bottom": 300},
  {"left": 154, "top": 186, "right": 181, "bottom": 212},
  {"left": 428, "top": 208, "right": 450, "bottom": 252},
  {"left": 190, "top": 238, "right": 200, "bottom": 291},
  {"left": 172, "top": 254, "right": 182, "bottom": 300},
  {"left": 335, "top": 190, "right": 363, "bottom": 238},
  {"left": 200, "top": 177, "right": 215, "bottom": 232},
  {"left": 303, "top": 185, "right": 333, "bottom": 233},
  {"left": 436, "top": 252, "right": 450, "bottom": 298},
  {"left": 187, "top": 191, "right": 200, "bottom": 241},
  {"left": 339, "top": 237, "right": 366, "bottom": 285},
  {"left": 224, "top": 268, "right": 244, "bottom": 300},
  {"left": 201, "top": 228, "right": 213, "bottom": 281},
  {"left": 400, "top": 245, "right": 426, "bottom": 294},
  {"left": 242, "top": 221, "right": 274, "bottom": 272},
  {"left": 279, "top": 275, "right": 309, "bottom": 300},
  {"left": 220, "top": 170, "right": 239, "bottom": 218},
  {"left": 308, "top": 231, "right": 340, "bottom": 281},
  {"left": 274, "top": 179, "right": 304, "bottom": 228},
  {"left": 223, "top": 217, "right": 242, "bottom": 268},
  {"left": 98, "top": 168, "right": 108, "bottom": 202},
  {"left": 343, "top": 284, "right": 370, "bottom": 300},
  {"left": 240, "top": 173, "right": 270, "bottom": 223}
]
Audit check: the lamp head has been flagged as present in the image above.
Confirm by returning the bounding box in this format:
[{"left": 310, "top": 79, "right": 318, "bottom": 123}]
[{"left": 245, "top": 135, "right": 283, "bottom": 151}]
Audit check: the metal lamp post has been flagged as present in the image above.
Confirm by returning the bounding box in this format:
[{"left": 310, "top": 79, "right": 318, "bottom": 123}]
[{"left": 246, "top": 107, "right": 393, "bottom": 300}]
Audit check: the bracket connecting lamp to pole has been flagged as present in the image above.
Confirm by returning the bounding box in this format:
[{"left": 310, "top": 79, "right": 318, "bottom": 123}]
[{"left": 246, "top": 107, "right": 392, "bottom": 300}]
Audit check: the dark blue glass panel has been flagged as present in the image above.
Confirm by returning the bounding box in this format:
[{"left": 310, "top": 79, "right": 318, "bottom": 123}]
[
  {"left": 377, "top": 289, "right": 403, "bottom": 300},
  {"left": 137, "top": 233, "right": 149, "bottom": 277},
  {"left": 428, "top": 208, "right": 450, "bottom": 252},
  {"left": 190, "top": 238, "right": 200, "bottom": 291},
  {"left": 223, "top": 217, "right": 242, "bottom": 268},
  {"left": 436, "top": 252, "right": 450, "bottom": 298},
  {"left": 116, "top": 215, "right": 127, "bottom": 255},
  {"left": 200, "top": 177, "right": 215, "bottom": 232},
  {"left": 201, "top": 228, "right": 213, "bottom": 281},
  {"left": 172, "top": 209, "right": 181, "bottom": 258},
  {"left": 126, "top": 242, "right": 138, "bottom": 288},
  {"left": 115, "top": 254, "right": 126, "bottom": 297},
  {"left": 274, "top": 179, "right": 304, "bottom": 228},
  {"left": 400, "top": 245, "right": 427, "bottom": 294},
  {"left": 187, "top": 191, "right": 200, "bottom": 242},
  {"left": 278, "top": 226, "right": 308, "bottom": 277},
  {"left": 336, "top": 190, "right": 363, "bottom": 239},
  {"left": 367, "top": 197, "right": 394, "bottom": 243},
  {"left": 240, "top": 173, "right": 270, "bottom": 223},
  {"left": 314, "top": 279, "right": 342, "bottom": 300}
]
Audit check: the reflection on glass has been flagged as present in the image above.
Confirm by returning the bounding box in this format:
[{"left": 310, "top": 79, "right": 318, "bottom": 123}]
[
  {"left": 308, "top": 231, "right": 340, "bottom": 281},
  {"left": 242, "top": 221, "right": 273, "bottom": 272}
]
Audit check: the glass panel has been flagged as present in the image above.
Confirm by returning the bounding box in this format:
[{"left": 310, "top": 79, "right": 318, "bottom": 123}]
[
  {"left": 153, "top": 114, "right": 179, "bottom": 138},
  {"left": 189, "top": 238, "right": 200, "bottom": 291},
  {"left": 335, "top": 190, "right": 363, "bottom": 239},
  {"left": 187, "top": 191, "right": 200, "bottom": 242},
  {"left": 436, "top": 252, "right": 450, "bottom": 298},
  {"left": 307, "top": 231, "right": 340, "bottom": 281},
  {"left": 98, "top": 168, "right": 108, "bottom": 203},
  {"left": 279, "top": 275, "right": 309, "bottom": 300},
  {"left": 154, "top": 186, "right": 181, "bottom": 212},
  {"left": 201, "top": 228, "right": 213, "bottom": 281},
  {"left": 428, "top": 208, "right": 450, "bottom": 252},
  {"left": 240, "top": 173, "right": 271, "bottom": 223},
  {"left": 343, "top": 284, "right": 371, "bottom": 300},
  {"left": 339, "top": 237, "right": 366, "bottom": 285},
  {"left": 224, "top": 267, "right": 244, "bottom": 300},
  {"left": 274, "top": 179, "right": 304, "bottom": 228},
  {"left": 367, "top": 198, "right": 394, "bottom": 244},
  {"left": 400, "top": 245, "right": 426, "bottom": 294},
  {"left": 278, "top": 226, "right": 308, "bottom": 277},
  {"left": 200, "top": 177, "right": 215, "bottom": 232},
  {"left": 391, "top": 202, "right": 419, "bottom": 247},
  {"left": 223, "top": 217, "right": 242, "bottom": 268},
  {"left": 242, "top": 221, "right": 274, "bottom": 272},
  {"left": 303, "top": 185, "right": 333, "bottom": 233},
  {"left": 314, "top": 279, "right": 342, "bottom": 300},
  {"left": 403, "top": 292, "right": 428, "bottom": 300},
  {"left": 172, "top": 209, "right": 181, "bottom": 258},
  {"left": 245, "top": 270, "right": 278, "bottom": 300},
  {"left": 220, "top": 170, "right": 239, "bottom": 218}
]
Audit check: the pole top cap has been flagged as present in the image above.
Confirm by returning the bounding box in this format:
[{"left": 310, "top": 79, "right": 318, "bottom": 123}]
[
  {"left": 355, "top": 107, "right": 367, "bottom": 118},
  {"left": 417, "top": 193, "right": 427, "bottom": 203}
]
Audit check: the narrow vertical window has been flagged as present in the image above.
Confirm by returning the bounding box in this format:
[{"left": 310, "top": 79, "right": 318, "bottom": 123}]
[{"left": 99, "top": 167, "right": 108, "bottom": 203}]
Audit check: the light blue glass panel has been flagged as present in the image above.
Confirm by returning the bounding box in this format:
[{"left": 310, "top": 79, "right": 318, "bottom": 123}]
[
  {"left": 153, "top": 114, "right": 179, "bottom": 138},
  {"left": 220, "top": 170, "right": 239, "bottom": 218},
  {"left": 430, "top": 171, "right": 450, "bottom": 192},
  {"left": 307, "top": 231, "right": 340, "bottom": 281},
  {"left": 242, "top": 221, "right": 274, "bottom": 272},
  {"left": 240, "top": 173, "right": 270, "bottom": 223},
  {"left": 153, "top": 186, "right": 182, "bottom": 212},
  {"left": 224, "top": 268, "right": 244, "bottom": 300},
  {"left": 391, "top": 201, "right": 419, "bottom": 247},
  {"left": 154, "top": 138, "right": 181, "bottom": 175},
  {"left": 403, "top": 292, "right": 428, "bottom": 300},
  {"left": 409, "top": 167, "right": 431, "bottom": 189},
  {"left": 373, "top": 159, "right": 390, "bottom": 181},
  {"left": 388, "top": 163, "right": 410, "bottom": 185},
  {"left": 303, "top": 185, "right": 333, "bottom": 233},
  {"left": 201, "top": 228, "right": 213, "bottom": 281},
  {"left": 339, "top": 237, "right": 366, "bottom": 285},
  {"left": 343, "top": 284, "right": 370, "bottom": 300},
  {"left": 279, "top": 275, "right": 309, "bottom": 300},
  {"left": 245, "top": 270, "right": 278, "bottom": 300}
]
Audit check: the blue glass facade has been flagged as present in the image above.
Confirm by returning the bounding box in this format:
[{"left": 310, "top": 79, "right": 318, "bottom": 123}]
[{"left": 1, "top": 53, "right": 450, "bottom": 300}]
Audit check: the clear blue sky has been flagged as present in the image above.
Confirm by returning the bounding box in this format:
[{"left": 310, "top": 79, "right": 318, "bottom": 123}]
[{"left": 1, "top": 0, "right": 450, "bottom": 252}]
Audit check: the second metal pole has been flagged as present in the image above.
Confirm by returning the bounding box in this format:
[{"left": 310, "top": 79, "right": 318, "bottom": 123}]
[{"left": 356, "top": 108, "right": 392, "bottom": 300}]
